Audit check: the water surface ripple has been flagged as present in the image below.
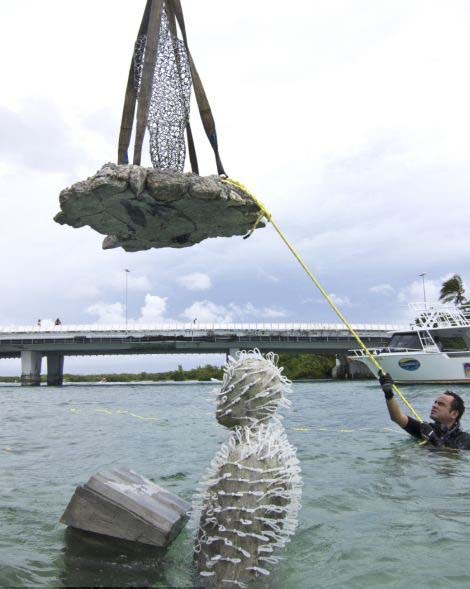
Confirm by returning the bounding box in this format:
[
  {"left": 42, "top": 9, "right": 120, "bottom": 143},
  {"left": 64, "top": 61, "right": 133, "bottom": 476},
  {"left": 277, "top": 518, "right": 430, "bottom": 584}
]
[{"left": 1, "top": 381, "right": 470, "bottom": 587}]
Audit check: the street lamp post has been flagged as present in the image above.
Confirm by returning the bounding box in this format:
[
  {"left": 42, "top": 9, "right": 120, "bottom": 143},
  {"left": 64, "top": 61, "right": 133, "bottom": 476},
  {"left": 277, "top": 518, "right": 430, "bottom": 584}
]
[
  {"left": 124, "top": 269, "right": 130, "bottom": 331},
  {"left": 419, "top": 272, "right": 427, "bottom": 309}
]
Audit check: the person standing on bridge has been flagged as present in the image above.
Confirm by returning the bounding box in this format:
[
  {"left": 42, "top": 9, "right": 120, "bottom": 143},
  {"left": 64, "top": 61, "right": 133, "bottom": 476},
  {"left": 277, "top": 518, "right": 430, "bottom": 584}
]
[{"left": 379, "top": 371, "right": 470, "bottom": 449}]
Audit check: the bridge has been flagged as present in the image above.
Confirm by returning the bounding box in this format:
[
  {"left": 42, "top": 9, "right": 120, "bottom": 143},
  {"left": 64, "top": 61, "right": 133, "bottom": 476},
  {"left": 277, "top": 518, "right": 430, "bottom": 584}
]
[{"left": 0, "top": 322, "right": 405, "bottom": 385}]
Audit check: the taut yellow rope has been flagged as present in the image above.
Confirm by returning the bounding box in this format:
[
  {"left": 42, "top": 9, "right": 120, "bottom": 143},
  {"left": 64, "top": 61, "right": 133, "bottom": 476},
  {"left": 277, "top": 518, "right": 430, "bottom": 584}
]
[{"left": 223, "top": 177, "right": 422, "bottom": 422}]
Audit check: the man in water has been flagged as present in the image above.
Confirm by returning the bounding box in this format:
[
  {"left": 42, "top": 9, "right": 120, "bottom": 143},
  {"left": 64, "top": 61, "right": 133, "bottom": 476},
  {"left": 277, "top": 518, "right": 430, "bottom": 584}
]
[{"left": 379, "top": 372, "right": 470, "bottom": 449}]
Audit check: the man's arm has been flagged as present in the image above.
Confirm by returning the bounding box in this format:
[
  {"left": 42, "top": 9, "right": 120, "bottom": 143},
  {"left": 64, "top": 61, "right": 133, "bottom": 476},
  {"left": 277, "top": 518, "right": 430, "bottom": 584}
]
[
  {"left": 378, "top": 372, "right": 409, "bottom": 428},
  {"left": 385, "top": 396, "right": 409, "bottom": 428}
]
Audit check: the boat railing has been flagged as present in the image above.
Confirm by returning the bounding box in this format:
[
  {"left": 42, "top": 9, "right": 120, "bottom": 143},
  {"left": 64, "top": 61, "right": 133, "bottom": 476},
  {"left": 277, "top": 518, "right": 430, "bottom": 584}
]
[
  {"left": 349, "top": 347, "right": 423, "bottom": 357},
  {"left": 409, "top": 302, "right": 470, "bottom": 329},
  {"left": 417, "top": 329, "right": 440, "bottom": 352},
  {"left": 459, "top": 303, "right": 470, "bottom": 319}
]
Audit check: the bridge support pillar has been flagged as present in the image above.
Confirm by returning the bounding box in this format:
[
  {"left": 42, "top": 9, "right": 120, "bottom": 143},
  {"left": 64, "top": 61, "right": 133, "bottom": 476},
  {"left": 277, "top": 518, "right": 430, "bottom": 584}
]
[
  {"left": 331, "top": 354, "right": 350, "bottom": 379},
  {"left": 47, "top": 354, "right": 64, "bottom": 386},
  {"left": 227, "top": 347, "right": 240, "bottom": 361},
  {"left": 21, "top": 351, "right": 43, "bottom": 386}
]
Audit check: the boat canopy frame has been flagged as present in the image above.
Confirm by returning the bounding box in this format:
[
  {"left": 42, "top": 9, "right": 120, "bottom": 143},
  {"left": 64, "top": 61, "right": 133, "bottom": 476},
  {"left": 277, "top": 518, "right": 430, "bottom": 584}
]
[{"left": 410, "top": 302, "right": 470, "bottom": 330}]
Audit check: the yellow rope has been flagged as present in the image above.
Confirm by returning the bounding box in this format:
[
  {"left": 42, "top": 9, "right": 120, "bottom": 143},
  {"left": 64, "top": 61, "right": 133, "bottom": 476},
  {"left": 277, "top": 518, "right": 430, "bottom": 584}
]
[{"left": 223, "top": 177, "right": 423, "bottom": 422}]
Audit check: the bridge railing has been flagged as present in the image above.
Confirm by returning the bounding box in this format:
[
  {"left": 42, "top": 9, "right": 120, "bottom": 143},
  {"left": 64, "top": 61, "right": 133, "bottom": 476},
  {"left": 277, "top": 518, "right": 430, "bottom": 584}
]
[{"left": 0, "top": 322, "right": 406, "bottom": 335}]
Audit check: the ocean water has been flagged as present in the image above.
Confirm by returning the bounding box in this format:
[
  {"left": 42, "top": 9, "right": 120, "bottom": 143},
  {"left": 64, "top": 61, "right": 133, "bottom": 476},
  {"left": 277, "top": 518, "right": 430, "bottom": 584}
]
[{"left": 1, "top": 380, "right": 470, "bottom": 588}]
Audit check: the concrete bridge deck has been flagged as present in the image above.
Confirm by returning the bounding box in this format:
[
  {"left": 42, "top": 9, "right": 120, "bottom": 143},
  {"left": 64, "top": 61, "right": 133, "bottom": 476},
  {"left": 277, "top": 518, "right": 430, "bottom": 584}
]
[{"left": 0, "top": 322, "right": 405, "bottom": 385}]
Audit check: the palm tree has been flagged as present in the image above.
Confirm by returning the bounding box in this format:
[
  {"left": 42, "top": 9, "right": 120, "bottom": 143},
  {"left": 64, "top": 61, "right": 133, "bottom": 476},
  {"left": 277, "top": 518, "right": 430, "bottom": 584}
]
[{"left": 439, "top": 274, "right": 467, "bottom": 305}]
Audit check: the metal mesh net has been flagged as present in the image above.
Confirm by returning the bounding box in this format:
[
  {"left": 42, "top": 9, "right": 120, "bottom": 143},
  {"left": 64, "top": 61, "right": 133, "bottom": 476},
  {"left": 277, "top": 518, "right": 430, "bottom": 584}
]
[{"left": 134, "top": 12, "right": 192, "bottom": 171}]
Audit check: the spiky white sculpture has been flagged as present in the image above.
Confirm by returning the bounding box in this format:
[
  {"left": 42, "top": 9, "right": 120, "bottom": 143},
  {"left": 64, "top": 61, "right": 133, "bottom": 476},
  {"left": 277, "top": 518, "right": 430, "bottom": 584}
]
[
  {"left": 216, "top": 350, "right": 291, "bottom": 428},
  {"left": 193, "top": 350, "right": 302, "bottom": 588}
]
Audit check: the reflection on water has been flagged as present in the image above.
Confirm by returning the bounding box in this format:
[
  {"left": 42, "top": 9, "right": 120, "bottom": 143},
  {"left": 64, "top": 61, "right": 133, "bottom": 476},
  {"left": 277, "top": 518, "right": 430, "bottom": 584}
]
[
  {"left": 1, "top": 381, "right": 470, "bottom": 588},
  {"left": 59, "top": 528, "right": 166, "bottom": 588}
]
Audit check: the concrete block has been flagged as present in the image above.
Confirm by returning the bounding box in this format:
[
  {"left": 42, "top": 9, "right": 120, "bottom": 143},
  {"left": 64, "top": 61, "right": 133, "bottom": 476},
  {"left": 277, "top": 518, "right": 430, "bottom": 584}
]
[{"left": 60, "top": 467, "right": 190, "bottom": 547}]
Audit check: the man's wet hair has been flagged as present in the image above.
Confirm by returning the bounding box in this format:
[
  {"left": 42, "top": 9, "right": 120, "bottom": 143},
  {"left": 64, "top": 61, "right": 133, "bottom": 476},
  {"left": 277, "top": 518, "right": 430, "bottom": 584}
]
[{"left": 444, "top": 391, "right": 465, "bottom": 420}]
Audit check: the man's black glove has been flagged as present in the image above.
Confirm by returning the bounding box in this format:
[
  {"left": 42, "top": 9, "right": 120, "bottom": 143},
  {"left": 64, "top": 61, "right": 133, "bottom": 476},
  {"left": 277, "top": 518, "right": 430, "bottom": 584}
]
[
  {"left": 419, "top": 422, "right": 443, "bottom": 447},
  {"left": 378, "top": 371, "right": 394, "bottom": 399}
]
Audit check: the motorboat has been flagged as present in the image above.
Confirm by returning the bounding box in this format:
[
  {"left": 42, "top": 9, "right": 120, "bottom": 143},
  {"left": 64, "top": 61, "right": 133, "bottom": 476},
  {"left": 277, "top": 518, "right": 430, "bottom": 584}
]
[{"left": 348, "top": 302, "right": 470, "bottom": 384}]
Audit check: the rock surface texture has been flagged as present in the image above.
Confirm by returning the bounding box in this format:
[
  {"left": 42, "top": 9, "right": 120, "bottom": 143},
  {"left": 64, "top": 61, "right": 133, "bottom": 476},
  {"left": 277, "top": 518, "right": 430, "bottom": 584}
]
[{"left": 54, "top": 163, "right": 264, "bottom": 251}]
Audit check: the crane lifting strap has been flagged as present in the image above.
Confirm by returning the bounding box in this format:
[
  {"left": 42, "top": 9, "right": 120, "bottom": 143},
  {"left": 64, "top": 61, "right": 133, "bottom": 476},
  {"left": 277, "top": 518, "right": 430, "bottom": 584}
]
[{"left": 118, "top": 0, "right": 226, "bottom": 175}]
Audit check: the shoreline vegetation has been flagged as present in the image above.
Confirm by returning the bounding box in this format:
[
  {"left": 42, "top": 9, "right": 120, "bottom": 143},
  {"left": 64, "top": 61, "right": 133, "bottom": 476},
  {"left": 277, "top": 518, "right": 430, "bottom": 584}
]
[{"left": 0, "top": 354, "right": 338, "bottom": 384}]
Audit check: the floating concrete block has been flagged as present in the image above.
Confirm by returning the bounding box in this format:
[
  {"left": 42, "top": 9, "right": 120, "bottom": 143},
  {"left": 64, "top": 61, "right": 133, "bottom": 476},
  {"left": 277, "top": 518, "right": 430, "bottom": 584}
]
[
  {"left": 54, "top": 163, "right": 264, "bottom": 251},
  {"left": 60, "top": 467, "right": 190, "bottom": 547}
]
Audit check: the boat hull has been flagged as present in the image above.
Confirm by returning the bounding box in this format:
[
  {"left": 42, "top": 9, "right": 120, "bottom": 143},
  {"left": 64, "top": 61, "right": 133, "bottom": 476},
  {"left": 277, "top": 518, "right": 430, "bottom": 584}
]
[{"left": 350, "top": 352, "right": 470, "bottom": 384}]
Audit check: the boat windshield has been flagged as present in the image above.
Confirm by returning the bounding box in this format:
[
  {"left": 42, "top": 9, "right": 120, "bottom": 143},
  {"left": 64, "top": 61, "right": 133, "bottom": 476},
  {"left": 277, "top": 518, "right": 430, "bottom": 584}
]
[
  {"left": 389, "top": 332, "right": 422, "bottom": 350},
  {"left": 431, "top": 333, "right": 469, "bottom": 351}
]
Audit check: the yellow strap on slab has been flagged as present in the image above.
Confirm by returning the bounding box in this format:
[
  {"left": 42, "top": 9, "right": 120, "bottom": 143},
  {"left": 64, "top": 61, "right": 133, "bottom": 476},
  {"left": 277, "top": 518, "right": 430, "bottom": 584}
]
[{"left": 223, "top": 177, "right": 423, "bottom": 423}]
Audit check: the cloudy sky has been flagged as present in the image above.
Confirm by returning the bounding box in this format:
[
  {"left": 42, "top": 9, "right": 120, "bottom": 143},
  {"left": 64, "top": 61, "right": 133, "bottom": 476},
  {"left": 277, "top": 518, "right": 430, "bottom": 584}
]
[{"left": 1, "top": 0, "right": 469, "bottom": 374}]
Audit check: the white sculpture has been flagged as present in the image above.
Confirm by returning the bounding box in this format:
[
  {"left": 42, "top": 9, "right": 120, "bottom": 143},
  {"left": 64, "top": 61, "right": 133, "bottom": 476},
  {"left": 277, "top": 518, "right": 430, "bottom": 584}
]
[{"left": 192, "top": 350, "right": 302, "bottom": 588}]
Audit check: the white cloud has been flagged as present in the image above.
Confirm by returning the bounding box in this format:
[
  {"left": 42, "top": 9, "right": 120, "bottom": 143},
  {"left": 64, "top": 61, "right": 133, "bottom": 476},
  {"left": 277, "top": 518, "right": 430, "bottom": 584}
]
[
  {"left": 329, "top": 294, "right": 352, "bottom": 307},
  {"left": 37, "top": 318, "right": 56, "bottom": 329},
  {"left": 0, "top": 162, "right": 11, "bottom": 176},
  {"left": 177, "top": 272, "right": 212, "bottom": 291},
  {"left": 260, "top": 307, "right": 288, "bottom": 319},
  {"left": 110, "top": 272, "right": 152, "bottom": 292},
  {"left": 129, "top": 276, "right": 152, "bottom": 292},
  {"left": 85, "top": 293, "right": 169, "bottom": 325},
  {"left": 257, "top": 270, "right": 280, "bottom": 283},
  {"left": 181, "top": 300, "right": 289, "bottom": 323},
  {"left": 62, "top": 280, "right": 101, "bottom": 300},
  {"left": 86, "top": 302, "right": 125, "bottom": 324},
  {"left": 139, "top": 294, "right": 168, "bottom": 322},
  {"left": 0, "top": 100, "right": 91, "bottom": 174},
  {"left": 369, "top": 283, "right": 395, "bottom": 296},
  {"left": 227, "top": 302, "right": 289, "bottom": 320},
  {"left": 397, "top": 279, "right": 440, "bottom": 305},
  {"left": 182, "top": 301, "right": 234, "bottom": 323},
  {"left": 228, "top": 303, "right": 257, "bottom": 316}
]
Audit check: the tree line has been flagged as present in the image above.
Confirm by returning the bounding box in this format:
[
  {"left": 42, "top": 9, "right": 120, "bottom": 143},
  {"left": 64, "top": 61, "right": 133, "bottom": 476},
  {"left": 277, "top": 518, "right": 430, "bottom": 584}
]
[
  {"left": 63, "top": 353, "right": 336, "bottom": 382},
  {"left": 0, "top": 354, "right": 336, "bottom": 383}
]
